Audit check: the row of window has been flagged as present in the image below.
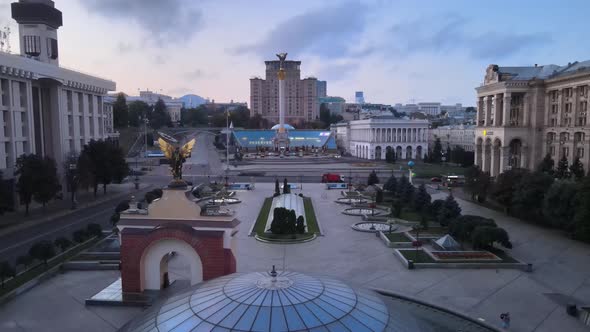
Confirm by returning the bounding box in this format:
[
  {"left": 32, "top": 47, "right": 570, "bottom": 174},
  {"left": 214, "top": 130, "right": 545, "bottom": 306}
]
[{"left": 548, "top": 146, "right": 584, "bottom": 158}]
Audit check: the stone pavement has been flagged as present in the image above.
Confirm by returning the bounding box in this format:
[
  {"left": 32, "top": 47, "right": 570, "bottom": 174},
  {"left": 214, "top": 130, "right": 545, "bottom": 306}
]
[{"left": 0, "top": 183, "right": 589, "bottom": 331}]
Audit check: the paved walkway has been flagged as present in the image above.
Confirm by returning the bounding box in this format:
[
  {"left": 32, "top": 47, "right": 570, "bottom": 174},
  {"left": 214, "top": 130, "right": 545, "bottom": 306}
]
[{"left": 0, "top": 184, "right": 589, "bottom": 331}]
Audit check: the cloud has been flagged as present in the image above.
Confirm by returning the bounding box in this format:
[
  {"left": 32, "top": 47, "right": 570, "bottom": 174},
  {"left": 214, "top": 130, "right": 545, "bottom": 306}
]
[
  {"left": 231, "top": 1, "right": 369, "bottom": 59},
  {"left": 116, "top": 42, "right": 135, "bottom": 54},
  {"left": 185, "top": 69, "right": 204, "bottom": 79},
  {"left": 316, "top": 62, "right": 359, "bottom": 81},
  {"left": 82, "top": 0, "right": 202, "bottom": 46},
  {"left": 388, "top": 15, "right": 550, "bottom": 59}
]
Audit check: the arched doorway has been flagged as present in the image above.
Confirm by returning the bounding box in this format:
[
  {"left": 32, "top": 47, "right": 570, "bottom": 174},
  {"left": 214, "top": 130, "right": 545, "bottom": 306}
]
[
  {"left": 483, "top": 138, "right": 492, "bottom": 172},
  {"left": 141, "top": 239, "right": 203, "bottom": 290},
  {"left": 476, "top": 137, "right": 483, "bottom": 167},
  {"left": 509, "top": 139, "right": 522, "bottom": 168},
  {"left": 375, "top": 146, "right": 382, "bottom": 160},
  {"left": 395, "top": 146, "right": 402, "bottom": 160},
  {"left": 416, "top": 146, "right": 423, "bottom": 160},
  {"left": 406, "top": 146, "right": 413, "bottom": 160}
]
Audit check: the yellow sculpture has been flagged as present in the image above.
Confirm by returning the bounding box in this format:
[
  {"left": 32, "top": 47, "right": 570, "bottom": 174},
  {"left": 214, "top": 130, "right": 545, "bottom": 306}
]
[{"left": 158, "top": 137, "right": 196, "bottom": 180}]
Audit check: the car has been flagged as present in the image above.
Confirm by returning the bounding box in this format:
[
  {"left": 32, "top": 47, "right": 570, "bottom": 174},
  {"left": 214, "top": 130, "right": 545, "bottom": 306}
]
[
  {"left": 334, "top": 155, "right": 341, "bottom": 159},
  {"left": 430, "top": 177, "right": 442, "bottom": 182}
]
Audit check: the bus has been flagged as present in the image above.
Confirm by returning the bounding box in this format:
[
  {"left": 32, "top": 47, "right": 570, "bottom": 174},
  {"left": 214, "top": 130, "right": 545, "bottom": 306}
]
[{"left": 326, "top": 183, "right": 348, "bottom": 190}]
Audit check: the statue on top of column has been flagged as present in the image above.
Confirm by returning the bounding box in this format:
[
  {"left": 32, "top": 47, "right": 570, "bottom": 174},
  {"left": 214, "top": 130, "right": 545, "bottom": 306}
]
[{"left": 276, "top": 53, "right": 287, "bottom": 68}]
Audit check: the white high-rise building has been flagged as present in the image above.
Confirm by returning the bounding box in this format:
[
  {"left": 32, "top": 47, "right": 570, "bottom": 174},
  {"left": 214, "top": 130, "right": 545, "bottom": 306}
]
[{"left": 1, "top": 0, "right": 116, "bottom": 177}]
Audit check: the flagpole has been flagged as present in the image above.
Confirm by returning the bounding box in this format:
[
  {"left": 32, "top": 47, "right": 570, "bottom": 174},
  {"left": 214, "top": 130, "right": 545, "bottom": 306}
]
[{"left": 226, "top": 110, "right": 229, "bottom": 172}]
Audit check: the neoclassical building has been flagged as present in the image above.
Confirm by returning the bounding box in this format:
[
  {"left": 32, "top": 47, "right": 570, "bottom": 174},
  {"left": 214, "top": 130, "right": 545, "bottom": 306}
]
[
  {"left": 475, "top": 62, "right": 590, "bottom": 176},
  {"left": 347, "top": 117, "right": 429, "bottom": 160}
]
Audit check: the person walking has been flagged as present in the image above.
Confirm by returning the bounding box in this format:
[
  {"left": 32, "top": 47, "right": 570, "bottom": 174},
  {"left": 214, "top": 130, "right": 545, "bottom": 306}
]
[{"left": 500, "top": 312, "right": 511, "bottom": 329}]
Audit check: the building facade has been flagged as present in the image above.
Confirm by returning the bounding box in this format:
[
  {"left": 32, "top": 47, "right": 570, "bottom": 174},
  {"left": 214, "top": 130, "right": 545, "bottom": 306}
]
[
  {"left": 1, "top": 0, "right": 116, "bottom": 176},
  {"left": 250, "top": 59, "right": 318, "bottom": 125},
  {"left": 317, "top": 80, "right": 327, "bottom": 98},
  {"left": 347, "top": 117, "right": 429, "bottom": 160},
  {"left": 319, "top": 96, "right": 346, "bottom": 115},
  {"left": 355, "top": 91, "right": 365, "bottom": 104},
  {"left": 429, "top": 125, "right": 475, "bottom": 152},
  {"left": 475, "top": 62, "right": 590, "bottom": 177}
]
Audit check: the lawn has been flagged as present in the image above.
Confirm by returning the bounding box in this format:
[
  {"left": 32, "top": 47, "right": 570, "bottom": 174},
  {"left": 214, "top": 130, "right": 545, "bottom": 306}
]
[
  {"left": 303, "top": 198, "right": 320, "bottom": 234},
  {"left": 253, "top": 197, "right": 273, "bottom": 235},
  {"left": 409, "top": 227, "right": 448, "bottom": 236},
  {"left": 252, "top": 196, "right": 320, "bottom": 241},
  {"left": 399, "top": 249, "right": 435, "bottom": 263},
  {"left": 399, "top": 209, "right": 422, "bottom": 222},
  {"left": 385, "top": 232, "right": 411, "bottom": 242}
]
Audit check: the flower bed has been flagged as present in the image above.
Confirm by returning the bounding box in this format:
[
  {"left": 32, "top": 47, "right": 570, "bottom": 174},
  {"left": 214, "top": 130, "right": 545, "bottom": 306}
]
[{"left": 428, "top": 251, "right": 501, "bottom": 262}]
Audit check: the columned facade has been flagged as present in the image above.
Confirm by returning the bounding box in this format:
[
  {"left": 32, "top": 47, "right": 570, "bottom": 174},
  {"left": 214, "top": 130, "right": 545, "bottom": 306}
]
[
  {"left": 475, "top": 63, "right": 590, "bottom": 176},
  {"left": 348, "top": 118, "right": 428, "bottom": 160}
]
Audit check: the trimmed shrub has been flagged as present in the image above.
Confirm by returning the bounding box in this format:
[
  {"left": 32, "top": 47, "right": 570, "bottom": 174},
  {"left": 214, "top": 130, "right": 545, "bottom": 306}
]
[
  {"left": 16, "top": 255, "right": 33, "bottom": 269},
  {"left": 54, "top": 237, "right": 73, "bottom": 251},
  {"left": 72, "top": 229, "right": 88, "bottom": 243},
  {"left": 0, "top": 261, "right": 16, "bottom": 288},
  {"left": 29, "top": 240, "right": 56, "bottom": 265},
  {"left": 86, "top": 223, "right": 102, "bottom": 238}
]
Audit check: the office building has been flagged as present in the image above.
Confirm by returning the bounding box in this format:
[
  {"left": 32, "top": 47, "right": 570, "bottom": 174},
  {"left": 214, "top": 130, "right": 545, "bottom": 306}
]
[
  {"left": 429, "top": 124, "right": 476, "bottom": 152},
  {"left": 475, "top": 61, "right": 590, "bottom": 176},
  {"left": 1, "top": 0, "right": 116, "bottom": 176},
  {"left": 250, "top": 58, "right": 318, "bottom": 125},
  {"left": 319, "top": 96, "right": 346, "bottom": 115},
  {"left": 355, "top": 91, "right": 365, "bottom": 104},
  {"left": 317, "top": 80, "right": 327, "bottom": 98}
]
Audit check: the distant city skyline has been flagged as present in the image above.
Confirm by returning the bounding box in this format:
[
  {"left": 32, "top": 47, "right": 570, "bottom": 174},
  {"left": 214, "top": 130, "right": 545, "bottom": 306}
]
[{"left": 0, "top": 0, "right": 588, "bottom": 105}]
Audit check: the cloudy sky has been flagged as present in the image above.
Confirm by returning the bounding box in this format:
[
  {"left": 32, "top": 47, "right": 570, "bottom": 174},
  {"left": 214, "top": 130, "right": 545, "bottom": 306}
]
[{"left": 1, "top": 0, "right": 588, "bottom": 105}]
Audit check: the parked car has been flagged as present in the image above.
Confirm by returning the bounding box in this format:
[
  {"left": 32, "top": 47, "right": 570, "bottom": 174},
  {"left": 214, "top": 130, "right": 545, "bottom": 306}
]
[{"left": 430, "top": 177, "right": 442, "bottom": 183}]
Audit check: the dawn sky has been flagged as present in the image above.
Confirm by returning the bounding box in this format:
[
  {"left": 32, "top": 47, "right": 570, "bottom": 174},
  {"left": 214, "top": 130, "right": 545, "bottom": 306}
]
[{"left": 1, "top": 0, "right": 588, "bottom": 106}]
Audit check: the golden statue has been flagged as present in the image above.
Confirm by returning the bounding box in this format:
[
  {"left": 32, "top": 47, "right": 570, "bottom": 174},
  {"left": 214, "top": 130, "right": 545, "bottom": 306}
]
[{"left": 158, "top": 137, "right": 196, "bottom": 180}]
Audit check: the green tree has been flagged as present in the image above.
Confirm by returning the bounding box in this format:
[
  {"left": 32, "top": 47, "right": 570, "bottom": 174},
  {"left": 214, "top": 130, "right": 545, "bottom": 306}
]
[
  {"left": 112, "top": 93, "right": 128, "bottom": 128},
  {"left": 127, "top": 100, "right": 150, "bottom": 127},
  {"left": 283, "top": 178, "right": 290, "bottom": 194},
  {"left": 14, "top": 154, "right": 42, "bottom": 215},
  {"left": 536, "top": 153, "right": 555, "bottom": 175},
  {"left": 86, "top": 223, "right": 102, "bottom": 238},
  {"left": 296, "top": 216, "right": 305, "bottom": 234},
  {"left": 385, "top": 149, "right": 396, "bottom": 163},
  {"left": 78, "top": 140, "right": 128, "bottom": 196},
  {"left": 471, "top": 226, "right": 512, "bottom": 249},
  {"left": 432, "top": 138, "right": 442, "bottom": 163},
  {"left": 183, "top": 106, "right": 209, "bottom": 127},
  {"left": 450, "top": 146, "right": 466, "bottom": 165},
  {"left": 511, "top": 171, "right": 553, "bottom": 223},
  {"left": 16, "top": 255, "right": 32, "bottom": 270},
  {"left": 383, "top": 175, "right": 397, "bottom": 193},
  {"left": 247, "top": 113, "right": 269, "bottom": 129},
  {"left": 437, "top": 194, "right": 461, "bottom": 226},
  {"left": 555, "top": 156, "right": 570, "bottom": 179},
  {"left": 449, "top": 215, "right": 496, "bottom": 243},
  {"left": 569, "top": 157, "right": 585, "bottom": 180},
  {"left": 391, "top": 199, "right": 402, "bottom": 218},
  {"left": 29, "top": 241, "right": 56, "bottom": 266},
  {"left": 430, "top": 199, "right": 444, "bottom": 219},
  {"left": 229, "top": 106, "right": 251, "bottom": 128},
  {"left": 0, "top": 261, "right": 15, "bottom": 288},
  {"left": 543, "top": 180, "right": 577, "bottom": 230},
  {"left": 491, "top": 168, "right": 528, "bottom": 213},
  {"left": 33, "top": 156, "right": 60, "bottom": 207},
  {"left": 413, "top": 184, "right": 431, "bottom": 213},
  {"left": 375, "top": 189, "right": 384, "bottom": 203},
  {"left": 367, "top": 170, "right": 379, "bottom": 185},
  {"left": 464, "top": 166, "right": 491, "bottom": 202},
  {"left": 573, "top": 176, "right": 590, "bottom": 242},
  {"left": 319, "top": 103, "right": 330, "bottom": 127},
  {"left": 54, "top": 237, "right": 73, "bottom": 251},
  {"left": 149, "top": 98, "right": 171, "bottom": 129}
]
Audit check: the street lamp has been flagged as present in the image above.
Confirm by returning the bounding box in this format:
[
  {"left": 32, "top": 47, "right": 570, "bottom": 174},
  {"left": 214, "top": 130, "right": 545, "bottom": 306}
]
[
  {"left": 68, "top": 163, "right": 78, "bottom": 209},
  {"left": 407, "top": 160, "right": 415, "bottom": 184}
]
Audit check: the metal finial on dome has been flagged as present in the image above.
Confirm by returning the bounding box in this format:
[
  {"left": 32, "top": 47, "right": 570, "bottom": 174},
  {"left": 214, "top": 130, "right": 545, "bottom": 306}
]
[{"left": 269, "top": 265, "right": 277, "bottom": 278}]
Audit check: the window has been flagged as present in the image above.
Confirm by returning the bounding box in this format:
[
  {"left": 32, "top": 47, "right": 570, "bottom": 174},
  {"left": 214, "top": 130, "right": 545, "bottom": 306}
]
[
  {"left": 47, "top": 38, "right": 58, "bottom": 59},
  {"left": 563, "top": 147, "right": 569, "bottom": 157},
  {"left": 23, "top": 35, "right": 41, "bottom": 56},
  {"left": 550, "top": 118, "right": 557, "bottom": 126},
  {"left": 551, "top": 104, "right": 558, "bottom": 114},
  {"left": 578, "top": 147, "right": 584, "bottom": 158}
]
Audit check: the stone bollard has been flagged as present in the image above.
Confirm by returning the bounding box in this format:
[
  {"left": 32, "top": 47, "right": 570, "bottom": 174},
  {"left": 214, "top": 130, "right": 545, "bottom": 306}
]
[
  {"left": 566, "top": 303, "right": 578, "bottom": 317},
  {"left": 526, "top": 263, "right": 533, "bottom": 272},
  {"left": 408, "top": 260, "right": 414, "bottom": 270}
]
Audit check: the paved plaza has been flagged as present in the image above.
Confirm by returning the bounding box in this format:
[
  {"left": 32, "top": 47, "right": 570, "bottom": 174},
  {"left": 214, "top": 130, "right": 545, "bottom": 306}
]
[{"left": 1, "top": 183, "right": 589, "bottom": 331}]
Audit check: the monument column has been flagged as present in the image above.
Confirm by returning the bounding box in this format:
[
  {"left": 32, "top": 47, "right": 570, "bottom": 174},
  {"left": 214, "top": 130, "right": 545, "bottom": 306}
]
[{"left": 502, "top": 93, "right": 511, "bottom": 126}]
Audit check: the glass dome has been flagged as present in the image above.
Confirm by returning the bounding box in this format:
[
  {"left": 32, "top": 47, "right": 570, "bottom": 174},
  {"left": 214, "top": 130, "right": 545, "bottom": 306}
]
[{"left": 126, "top": 271, "right": 393, "bottom": 331}]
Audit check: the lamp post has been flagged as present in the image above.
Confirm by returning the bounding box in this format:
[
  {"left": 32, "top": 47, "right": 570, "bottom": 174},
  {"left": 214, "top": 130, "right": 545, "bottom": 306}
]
[
  {"left": 407, "top": 160, "right": 415, "bottom": 185},
  {"left": 68, "top": 163, "right": 78, "bottom": 210}
]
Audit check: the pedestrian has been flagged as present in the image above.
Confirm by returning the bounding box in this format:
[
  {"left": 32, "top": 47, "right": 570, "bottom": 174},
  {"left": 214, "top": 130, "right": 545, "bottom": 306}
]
[{"left": 500, "top": 312, "right": 510, "bottom": 329}]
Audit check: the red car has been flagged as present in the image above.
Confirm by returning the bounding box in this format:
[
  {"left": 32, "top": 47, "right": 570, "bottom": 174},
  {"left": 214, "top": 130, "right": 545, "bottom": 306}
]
[{"left": 430, "top": 177, "right": 442, "bottom": 183}]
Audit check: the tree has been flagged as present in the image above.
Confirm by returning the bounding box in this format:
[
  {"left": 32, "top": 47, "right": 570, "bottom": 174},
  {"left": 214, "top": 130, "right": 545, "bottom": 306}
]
[
  {"left": 437, "top": 194, "right": 461, "bottom": 226},
  {"left": 112, "top": 93, "right": 128, "bottom": 128},
  {"left": 319, "top": 103, "right": 331, "bottom": 127},
  {"left": 450, "top": 146, "right": 466, "bottom": 165},
  {"left": 573, "top": 176, "right": 590, "bottom": 242},
  {"left": 72, "top": 229, "right": 89, "bottom": 243},
  {"left": 375, "top": 189, "right": 384, "bottom": 203},
  {"left": 29, "top": 241, "right": 56, "bottom": 266},
  {"left": 367, "top": 170, "right": 379, "bottom": 185},
  {"left": 413, "top": 184, "right": 431, "bottom": 213},
  {"left": 430, "top": 199, "right": 444, "bottom": 219},
  {"left": 87, "top": 223, "right": 102, "bottom": 238},
  {"left": 149, "top": 98, "right": 171, "bottom": 129},
  {"left": 431, "top": 138, "right": 443, "bottom": 163},
  {"left": 274, "top": 179, "right": 280, "bottom": 197},
  {"left": 391, "top": 199, "right": 402, "bottom": 218},
  {"left": 128, "top": 100, "right": 150, "bottom": 127},
  {"left": 536, "top": 154, "right": 555, "bottom": 175},
  {"left": 385, "top": 149, "right": 396, "bottom": 163},
  {"left": 283, "top": 178, "right": 290, "bottom": 194},
  {"left": 229, "top": 106, "right": 251, "bottom": 128},
  {"left": 400, "top": 179, "right": 414, "bottom": 204},
  {"left": 383, "top": 175, "right": 397, "bottom": 193},
  {"left": 471, "top": 226, "right": 512, "bottom": 249},
  {"left": 270, "top": 207, "right": 298, "bottom": 235},
  {"left": 449, "top": 215, "right": 497, "bottom": 243},
  {"left": 464, "top": 166, "right": 491, "bottom": 203},
  {"left": 511, "top": 171, "right": 553, "bottom": 223},
  {"left": 569, "top": 157, "right": 585, "bottom": 180},
  {"left": 247, "top": 113, "right": 269, "bottom": 129},
  {"left": 555, "top": 156, "right": 570, "bottom": 179},
  {"left": 78, "top": 140, "right": 128, "bottom": 196},
  {"left": 54, "top": 237, "right": 73, "bottom": 251},
  {"left": 491, "top": 169, "right": 528, "bottom": 213},
  {"left": 16, "top": 255, "right": 33, "bottom": 270},
  {"left": 0, "top": 261, "right": 15, "bottom": 288},
  {"left": 543, "top": 180, "right": 577, "bottom": 230},
  {"left": 33, "top": 156, "right": 60, "bottom": 207},
  {"left": 296, "top": 216, "right": 305, "bottom": 234},
  {"left": 14, "top": 154, "right": 42, "bottom": 215}
]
